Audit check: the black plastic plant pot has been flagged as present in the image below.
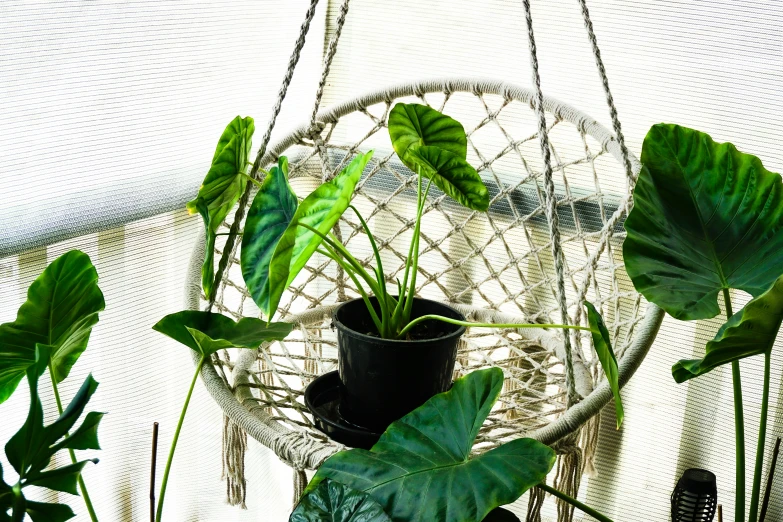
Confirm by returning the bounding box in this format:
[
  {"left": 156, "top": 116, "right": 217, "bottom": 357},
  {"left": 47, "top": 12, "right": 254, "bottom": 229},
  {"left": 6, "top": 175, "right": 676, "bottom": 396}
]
[{"left": 334, "top": 296, "right": 466, "bottom": 433}]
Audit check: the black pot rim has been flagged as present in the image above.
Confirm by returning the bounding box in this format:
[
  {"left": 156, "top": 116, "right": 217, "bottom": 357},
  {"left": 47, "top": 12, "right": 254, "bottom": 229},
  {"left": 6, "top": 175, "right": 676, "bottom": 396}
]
[{"left": 333, "top": 296, "right": 467, "bottom": 344}]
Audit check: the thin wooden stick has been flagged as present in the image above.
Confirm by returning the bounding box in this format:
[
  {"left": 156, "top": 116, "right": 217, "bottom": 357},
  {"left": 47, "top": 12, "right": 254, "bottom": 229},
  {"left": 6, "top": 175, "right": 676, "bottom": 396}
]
[
  {"left": 717, "top": 504, "right": 722, "bottom": 522},
  {"left": 759, "top": 436, "right": 781, "bottom": 522},
  {"left": 150, "top": 422, "right": 160, "bottom": 522}
]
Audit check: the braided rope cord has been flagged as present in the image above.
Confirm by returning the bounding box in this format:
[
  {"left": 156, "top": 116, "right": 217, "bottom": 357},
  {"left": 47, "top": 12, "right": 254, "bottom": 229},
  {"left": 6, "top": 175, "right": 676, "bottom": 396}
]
[
  {"left": 208, "top": 0, "right": 322, "bottom": 315},
  {"left": 522, "top": 0, "right": 579, "bottom": 407}
]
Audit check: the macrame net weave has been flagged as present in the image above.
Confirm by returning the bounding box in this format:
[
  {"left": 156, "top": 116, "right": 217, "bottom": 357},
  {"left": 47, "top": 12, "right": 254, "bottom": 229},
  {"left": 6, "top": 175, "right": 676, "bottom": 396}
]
[{"left": 186, "top": 78, "right": 664, "bottom": 517}]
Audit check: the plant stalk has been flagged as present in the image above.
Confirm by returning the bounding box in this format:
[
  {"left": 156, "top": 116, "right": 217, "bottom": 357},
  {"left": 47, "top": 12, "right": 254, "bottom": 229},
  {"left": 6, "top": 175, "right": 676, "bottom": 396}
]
[
  {"left": 722, "top": 288, "right": 745, "bottom": 522},
  {"left": 538, "top": 483, "right": 614, "bottom": 522},
  {"left": 156, "top": 357, "right": 206, "bottom": 522},
  {"left": 396, "top": 314, "right": 591, "bottom": 339},
  {"left": 748, "top": 350, "right": 771, "bottom": 522},
  {"left": 49, "top": 367, "right": 99, "bottom": 522}
]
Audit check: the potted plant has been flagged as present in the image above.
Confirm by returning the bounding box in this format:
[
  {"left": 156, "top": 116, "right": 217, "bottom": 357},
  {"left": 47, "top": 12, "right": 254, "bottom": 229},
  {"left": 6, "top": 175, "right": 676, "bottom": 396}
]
[
  {"left": 624, "top": 123, "right": 783, "bottom": 522},
  {"left": 231, "top": 102, "right": 623, "bottom": 432}
]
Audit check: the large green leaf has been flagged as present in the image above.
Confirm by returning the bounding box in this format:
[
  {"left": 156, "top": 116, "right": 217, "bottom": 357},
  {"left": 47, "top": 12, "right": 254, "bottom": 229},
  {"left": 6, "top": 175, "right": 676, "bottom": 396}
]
[
  {"left": 309, "top": 368, "right": 556, "bottom": 522},
  {"left": 624, "top": 124, "right": 783, "bottom": 321},
  {"left": 186, "top": 116, "right": 255, "bottom": 231},
  {"left": 152, "top": 310, "right": 292, "bottom": 358},
  {"left": 242, "top": 157, "right": 299, "bottom": 314},
  {"left": 0, "top": 250, "right": 104, "bottom": 403},
  {"left": 388, "top": 103, "right": 467, "bottom": 160},
  {"left": 1, "top": 346, "right": 100, "bottom": 522},
  {"left": 673, "top": 274, "right": 783, "bottom": 383},
  {"left": 290, "top": 479, "right": 391, "bottom": 522},
  {"left": 267, "top": 152, "right": 374, "bottom": 319},
  {"left": 406, "top": 146, "right": 489, "bottom": 211},
  {"left": 585, "top": 302, "right": 623, "bottom": 428}
]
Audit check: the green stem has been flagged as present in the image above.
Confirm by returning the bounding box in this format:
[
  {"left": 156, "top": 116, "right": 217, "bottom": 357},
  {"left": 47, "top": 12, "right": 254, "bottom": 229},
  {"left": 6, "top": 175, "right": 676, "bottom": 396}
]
[
  {"left": 402, "top": 176, "right": 433, "bottom": 324},
  {"left": 155, "top": 357, "right": 206, "bottom": 522},
  {"left": 396, "top": 314, "right": 591, "bottom": 339},
  {"left": 350, "top": 205, "right": 389, "bottom": 336},
  {"left": 240, "top": 173, "right": 265, "bottom": 190},
  {"left": 539, "top": 483, "right": 614, "bottom": 522},
  {"left": 723, "top": 288, "right": 746, "bottom": 522},
  {"left": 317, "top": 246, "right": 383, "bottom": 333},
  {"left": 49, "top": 367, "right": 99, "bottom": 522},
  {"left": 748, "top": 350, "right": 771, "bottom": 522}
]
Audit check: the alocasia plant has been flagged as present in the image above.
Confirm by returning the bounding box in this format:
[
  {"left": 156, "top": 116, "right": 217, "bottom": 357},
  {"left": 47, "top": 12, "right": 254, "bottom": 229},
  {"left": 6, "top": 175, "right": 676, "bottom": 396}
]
[
  {"left": 624, "top": 123, "right": 783, "bottom": 522},
  {"left": 0, "top": 346, "right": 103, "bottom": 522},
  {"left": 151, "top": 311, "right": 292, "bottom": 522},
  {"left": 293, "top": 368, "right": 613, "bottom": 522},
  {"left": 0, "top": 250, "right": 104, "bottom": 521}
]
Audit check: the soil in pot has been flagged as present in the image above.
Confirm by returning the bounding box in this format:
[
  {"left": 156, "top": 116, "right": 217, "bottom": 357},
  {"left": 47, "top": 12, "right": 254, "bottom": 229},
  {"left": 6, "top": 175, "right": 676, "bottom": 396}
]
[{"left": 334, "top": 296, "right": 466, "bottom": 433}]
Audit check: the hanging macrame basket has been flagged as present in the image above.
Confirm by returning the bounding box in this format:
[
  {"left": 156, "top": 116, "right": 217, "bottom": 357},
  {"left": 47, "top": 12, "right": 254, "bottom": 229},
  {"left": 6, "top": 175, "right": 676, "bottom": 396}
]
[{"left": 185, "top": 77, "right": 664, "bottom": 510}]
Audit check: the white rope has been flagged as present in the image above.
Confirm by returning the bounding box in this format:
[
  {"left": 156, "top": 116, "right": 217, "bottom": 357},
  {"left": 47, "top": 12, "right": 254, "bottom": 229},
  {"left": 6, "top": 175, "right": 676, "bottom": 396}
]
[
  {"left": 521, "top": 0, "right": 579, "bottom": 407},
  {"left": 577, "top": 0, "right": 635, "bottom": 187}
]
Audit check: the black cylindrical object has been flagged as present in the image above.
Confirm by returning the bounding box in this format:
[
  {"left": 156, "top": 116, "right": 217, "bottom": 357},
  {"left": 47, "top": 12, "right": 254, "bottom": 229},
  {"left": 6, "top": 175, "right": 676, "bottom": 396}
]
[
  {"left": 334, "top": 296, "right": 465, "bottom": 432},
  {"left": 671, "top": 468, "right": 718, "bottom": 522}
]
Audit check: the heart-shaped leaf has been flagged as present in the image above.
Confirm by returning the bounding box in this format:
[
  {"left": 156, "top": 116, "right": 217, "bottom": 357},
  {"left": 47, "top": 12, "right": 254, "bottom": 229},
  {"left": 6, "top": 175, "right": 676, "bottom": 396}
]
[
  {"left": 406, "top": 145, "right": 489, "bottom": 211},
  {"left": 673, "top": 274, "right": 783, "bottom": 383},
  {"left": 624, "top": 124, "right": 783, "bottom": 321},
  {"left": 152, "top": 310, "right": 292, "bottom": 358},
  {"left": 584, "top": 302, "right": 623, "bottom": 428},
  {"left": 1, "top": 346, "right": 101, "bottom": 522},
  {"left": 308, "top": 368, "right": 556, "bottom": 522},
  {"left": 242, "top": 157, "right": 299, "bottom": 314},
  {"left": 187, "top": 116, "right": 255, "bottom": 231},
  {"left": 388, "top": 103, "right": 467, "bottom": 160},
  {"left": 192, "top": 197, "right": 217, "bottom": 301},
  {"left": 290, "top": 479, "right": 391, "bottom": 522},
  {"left": 0, "top": 250, "right": 104, "bottom": 403},
  {"left": 267, "top": 152, "right": 374, "bottom": 319}
]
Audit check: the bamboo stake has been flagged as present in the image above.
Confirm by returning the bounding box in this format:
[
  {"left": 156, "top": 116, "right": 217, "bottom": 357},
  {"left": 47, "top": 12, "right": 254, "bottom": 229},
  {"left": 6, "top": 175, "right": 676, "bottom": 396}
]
[
  {"left": 759, "top": 436, "right": 781, "bottom": 522},
  {"left": 150, "top": 422, "right": 160, "bottom": 522}
]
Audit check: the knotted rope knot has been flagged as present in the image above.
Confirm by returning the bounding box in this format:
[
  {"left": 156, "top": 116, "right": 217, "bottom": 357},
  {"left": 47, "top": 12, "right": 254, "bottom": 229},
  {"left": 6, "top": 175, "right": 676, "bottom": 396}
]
[{"left": 270, "top": 431, "right": 321, "bottom": 471}]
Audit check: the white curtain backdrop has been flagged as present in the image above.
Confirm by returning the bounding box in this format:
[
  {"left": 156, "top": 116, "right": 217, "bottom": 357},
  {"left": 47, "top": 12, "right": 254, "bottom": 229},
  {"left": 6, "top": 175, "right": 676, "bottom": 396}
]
[{"left": 1, "top": 0, "right": 782, "bottom": 520}]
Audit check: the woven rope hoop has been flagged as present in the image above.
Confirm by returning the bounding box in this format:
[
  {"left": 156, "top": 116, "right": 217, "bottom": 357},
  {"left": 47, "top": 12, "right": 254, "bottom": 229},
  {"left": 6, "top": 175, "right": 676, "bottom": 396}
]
[{"left": 186, "top": 77, "right": 664, "bottom": 505}]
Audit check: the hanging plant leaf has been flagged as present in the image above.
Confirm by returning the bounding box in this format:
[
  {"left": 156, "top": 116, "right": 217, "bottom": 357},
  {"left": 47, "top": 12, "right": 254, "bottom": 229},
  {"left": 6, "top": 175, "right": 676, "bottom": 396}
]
[
  {"left": 388, "top": 103, "right": 468, "bottom": 160},
  {"left": 192, "top": 197, "right": 217, "bottom": 301},
  {"left": 0, "top": 250, "right": 104, "bottom": 404},
  {"left": 0, "top": 346, "right": 101, "bottom": 522},
  {"left": 242, "top": 157, "right": 299, "bottom": 315},
  {"left": 584, "top": 302, "right": 623, "bottom": 428},
  {"left": 267, "top": 152, "right": 374, "bottom": 319},
  {"left": 624, "top": 124, "right": 783, "bottom": 321},
  {"left": 290, "top": 479, "right": 392, "bottom": 522},
  {"left": 152, "top": 310, "right": 292, "bottom": 358},
  {"left": 306, "top": 368, "right": 556, "bottom": 522},
  {"left": 186, "top": 116, "right": 256, "bottom": 231},
  {"left": 406, "top": 145, "right": 489, "bottom": 211},
  {"left": 673, "top": 274, "right": 783, "bottom": 383}
]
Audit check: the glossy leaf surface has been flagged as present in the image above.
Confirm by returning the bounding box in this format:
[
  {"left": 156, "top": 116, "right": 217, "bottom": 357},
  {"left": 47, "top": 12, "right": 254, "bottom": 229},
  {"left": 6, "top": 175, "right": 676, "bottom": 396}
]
[
  {"left": 388, "top": 103, "right": 467, "bottom": 160},
  {"left": 309, "top": 368, "right": 555, "bottom": 522},
  {"left": 0, "top": 250, "right": 104, "bottom": 403},
  {"left": 152, "top": 310, "right": 292, "bottom": 358},
  {"left": 290, "top": 479, "right": 391, "bottom": 522},
  {"left": 585, "top": 302, "right": 623, "bottom": 427},
  {"left": 187, "top": 115, "right": 255, "bottom": 231},
  {"left": 267, "top": 152, "right": 373, "bottom": 318},
  {"left": 624, "top": 124, "right": 783, "bottom": 320},
  {"left": 673, "top": 275, "right": 783, "bottom": 383},
  {"left": 242, "top": 157, "right": 299, "bottom": 314},
  {"left": 0, "top": 346, "right": 100, "bottom": 522},
  {"left": 406, "top": 145, "right": 489, "bottom": 211}
]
